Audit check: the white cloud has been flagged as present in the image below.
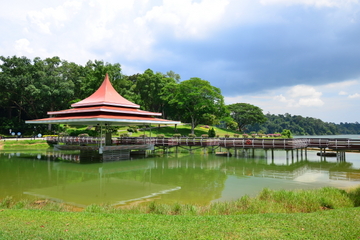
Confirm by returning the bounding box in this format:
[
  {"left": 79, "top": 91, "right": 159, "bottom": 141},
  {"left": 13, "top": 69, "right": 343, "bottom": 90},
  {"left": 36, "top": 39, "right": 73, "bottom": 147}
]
[
  {"left": 298, "top": 97, "right": 324, "bottom": 107},
  {"left": 139, "top": 0, "right": 230, "bottom": 39},
  {"left": 325, "top": 80, "right": 359, "bottom": 89},
  {"left": 260, "top": 0, "right": 359, "bottom": 8},
  {"left": 339, "top": 91, "right": 348, "bottom": 95},
  {"left": 288, "top": 85, "right": 322, "bottom": 98},
  {"left": 274, "top": 94, "right": 287, "bottom": 102},
  {"left": 14, "top": 38, "right": 33, "bottom": 54},
  {"left": 348, "top": 93, "right": 360, "bottom": 98}
]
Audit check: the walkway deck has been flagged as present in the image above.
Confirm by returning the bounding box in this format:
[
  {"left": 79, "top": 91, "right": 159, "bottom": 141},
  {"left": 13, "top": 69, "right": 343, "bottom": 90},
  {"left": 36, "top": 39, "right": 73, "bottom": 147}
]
[{"left": 46, "top": 137, "right": 360, "bottom": 151}]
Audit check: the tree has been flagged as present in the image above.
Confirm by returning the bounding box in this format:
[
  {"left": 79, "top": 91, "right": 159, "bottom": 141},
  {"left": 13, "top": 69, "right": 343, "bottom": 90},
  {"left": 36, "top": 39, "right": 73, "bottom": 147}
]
[
  {"left": 169, "top": 78, "right": 226, "bottom": 134},
  {"left": 227, "top": 103, "right": 267, "bottom": 132},
  {"left": 81, "top": 60, "right": 123, "bottom": 99},
  {"left": 164, "top": 70, "right": 181, "bottom": 83},
  {"left": 133, "top": 69, "right": 177, "bottom": 116}
]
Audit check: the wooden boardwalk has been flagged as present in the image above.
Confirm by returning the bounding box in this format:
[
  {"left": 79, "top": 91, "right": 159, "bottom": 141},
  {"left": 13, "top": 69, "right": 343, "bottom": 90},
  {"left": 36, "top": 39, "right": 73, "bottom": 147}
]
[{"left": 46, "top": 136, "right": 360, "bottom": 151}]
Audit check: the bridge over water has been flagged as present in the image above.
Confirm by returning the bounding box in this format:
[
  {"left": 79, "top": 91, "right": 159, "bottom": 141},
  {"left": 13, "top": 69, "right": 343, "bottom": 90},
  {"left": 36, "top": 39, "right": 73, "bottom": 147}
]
[{"left": 46, "top": 136, "right": 360, "bottom": 162}]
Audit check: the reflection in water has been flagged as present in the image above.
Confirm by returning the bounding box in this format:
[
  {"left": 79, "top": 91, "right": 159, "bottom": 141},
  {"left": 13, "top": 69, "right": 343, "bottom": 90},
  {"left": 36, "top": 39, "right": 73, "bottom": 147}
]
[{"left": 0, "top": 149, "right": 360, "bottom": 207}]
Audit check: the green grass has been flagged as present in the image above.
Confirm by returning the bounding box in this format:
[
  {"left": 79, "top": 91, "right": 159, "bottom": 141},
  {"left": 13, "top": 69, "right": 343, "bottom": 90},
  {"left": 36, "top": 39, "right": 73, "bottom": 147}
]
[
  {"left": 0, "top": 207, "right": 359, "bottom": 239},
  {"left": 1, "top": 187, "right": 360, "bottom": 239},
  {"left": 2, "top": 187, "right": 359, "bottom": 215},
  {"left": 0, "top": 140, "right": 49, "bottom": 150},
  {"left": 129, "top": 124, "right": 240, "bottom": 138}
]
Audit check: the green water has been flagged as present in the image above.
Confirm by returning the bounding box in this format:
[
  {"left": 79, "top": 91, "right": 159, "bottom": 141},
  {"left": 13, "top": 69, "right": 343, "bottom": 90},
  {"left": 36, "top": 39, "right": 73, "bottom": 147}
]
[{"left": 1, "top": 149, "right": 360, "bottom": 207}]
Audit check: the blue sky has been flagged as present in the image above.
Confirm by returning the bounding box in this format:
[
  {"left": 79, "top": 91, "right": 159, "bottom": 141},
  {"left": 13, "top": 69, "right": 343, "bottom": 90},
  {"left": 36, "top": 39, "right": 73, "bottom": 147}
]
[{"left": 1, "top": 0, "right": 360, "bottom": 123}]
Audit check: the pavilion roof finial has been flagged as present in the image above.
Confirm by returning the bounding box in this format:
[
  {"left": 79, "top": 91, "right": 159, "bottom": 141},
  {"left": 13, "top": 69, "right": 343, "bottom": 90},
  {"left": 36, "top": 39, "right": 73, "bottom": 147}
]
[{"left": 71, "top": 73, "right": 140, "bottom": 109}]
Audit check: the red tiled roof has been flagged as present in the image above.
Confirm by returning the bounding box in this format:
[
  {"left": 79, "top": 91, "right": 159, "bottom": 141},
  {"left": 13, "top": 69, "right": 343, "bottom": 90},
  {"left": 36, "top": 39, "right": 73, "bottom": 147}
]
[
  {"left": 48, "top": 106, "right": 162, "bottom": 116},
  {"left": 71, "top": 73, "right": 140, "bottom": 108},
  {"left": 27, "top": 114, "right": 180, "bottom": 125}
]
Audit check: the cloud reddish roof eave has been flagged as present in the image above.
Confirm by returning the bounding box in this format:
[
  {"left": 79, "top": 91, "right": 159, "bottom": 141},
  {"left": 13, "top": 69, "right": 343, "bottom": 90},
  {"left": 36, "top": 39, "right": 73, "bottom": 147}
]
[{"left": 48, "top": 106, "right": 162, "bottom": 116}]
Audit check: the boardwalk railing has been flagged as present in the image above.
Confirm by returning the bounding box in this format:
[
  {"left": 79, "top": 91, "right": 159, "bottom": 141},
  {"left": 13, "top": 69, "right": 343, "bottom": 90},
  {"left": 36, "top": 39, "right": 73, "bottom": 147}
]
[
  {"left": 47, "top": 136, "right": 309, "bottom": 149},
  {"left": 45, "top": 136, "right": 360, "bottom": 150}
]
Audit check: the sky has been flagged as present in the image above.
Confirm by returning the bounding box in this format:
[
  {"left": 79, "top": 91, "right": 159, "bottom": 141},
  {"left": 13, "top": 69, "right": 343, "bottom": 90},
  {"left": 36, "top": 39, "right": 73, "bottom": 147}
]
[{"left": 1, "top": 0, "right": 360, "bottom": 124}]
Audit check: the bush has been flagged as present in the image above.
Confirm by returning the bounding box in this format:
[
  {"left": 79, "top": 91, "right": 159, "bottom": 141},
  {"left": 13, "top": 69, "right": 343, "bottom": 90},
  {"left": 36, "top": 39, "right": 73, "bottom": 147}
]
[
  {"left": 127, "top": 126, "right": 138, "bottom": 133},
  {"left": 208, "top": 127, "right": 216, "bottom": 138},
  {"left": 224, "top": 134, "right": 230, "bottom": 138},
  {"left": 157, "top": 134, "right": 165, "bottom": 139},
  {"left": 67, "top": 129, "right": 97, "bottom": 137},
  {"left": 233, "top": 134, "right": 239, "bottom": 138},
  {"left": 281, "top": 129, "right": 293, "bottom": 138},
  {"left": 201, "top": 134, "right": 209, "bottom": 138},
  {"left": 173, "top": 133, "right": 181, "bottom": 138},
  {"left": 78, "top": 133, "right": 89, "bottom": 137},
  {"left": 188, "top": 133, "right": 196, "bottom": 138}
]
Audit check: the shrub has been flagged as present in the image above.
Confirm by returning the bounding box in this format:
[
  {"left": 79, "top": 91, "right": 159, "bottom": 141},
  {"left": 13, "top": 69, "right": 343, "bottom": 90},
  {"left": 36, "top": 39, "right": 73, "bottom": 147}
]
[
  {"left": 233, "top": 134, "right": 239, "bottom": 138},
  {"left": 120, "top": 133, "right": 129, "bottom": 137},
  {"left": 78, "top": 133, "right": 89, "bottom": 137},
  {"left": 67, "top": 129, "right": 97, "bottom": 137},
  {"left": 242, "top": 134, "right": 249, "bottom": 138},
  {"left": 224, "top": 134, "right": 230, "bottom": 138},
  {"left": 281, "top": 129, "right": 293, "bottom": 138},
  {"left": 201, "top": 134, "right": 209, "bottom": 138},
  {"left": 127, "top": 126, "right": 138, "bottom": 133},
  {"left": 139, "top": 134, "right": 147, "bottom": 138},
  {"left": 188, "top": 133, "right": 196, "bottom": 138},
  {"left": 157, "top": 134, "right": 165, "bottom": 139},
  {"left": 173, "top": 133, "right": 181, "bottom": 138},
  {"left": 208, "top": 127, "right": 216, "bottom": 138}
]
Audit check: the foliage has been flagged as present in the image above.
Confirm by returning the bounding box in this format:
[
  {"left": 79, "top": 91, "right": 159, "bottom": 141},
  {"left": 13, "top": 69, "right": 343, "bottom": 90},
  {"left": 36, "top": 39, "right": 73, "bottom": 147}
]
[
  {"left": 67, "top": 129, "right": 98, "bottom": 137},
  {"left": 132, "top": 69, "right": 177, "bottom": 115},
  {"left": 246, "top": 113, "right": 358, "bottom": 135},
  {"left": 1, "top": 186, "right": 359, "bottom": 214},
  {"left": 208, "top": 127, "right": 216, "bottom": 138},
  {"left": 220, "top": 116, "right": 238, "bottom": 130},
  {"left": 167, "top": 78, "right": 226, "bottom": 134},
  {"left": 281, "top": 129, "right": 293, "bottom": 138},
  {"left": 227, "top": 103, "right": 267, "bottom": 132},
  {"left": 127, "top": 126, "right": 138, "bottom": 133}
]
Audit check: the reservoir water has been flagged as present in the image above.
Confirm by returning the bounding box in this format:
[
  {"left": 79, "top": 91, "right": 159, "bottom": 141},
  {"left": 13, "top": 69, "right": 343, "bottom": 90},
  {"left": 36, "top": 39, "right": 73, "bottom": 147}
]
[{"left": 1, "top": 147, "right": 360, "bottom": 207}]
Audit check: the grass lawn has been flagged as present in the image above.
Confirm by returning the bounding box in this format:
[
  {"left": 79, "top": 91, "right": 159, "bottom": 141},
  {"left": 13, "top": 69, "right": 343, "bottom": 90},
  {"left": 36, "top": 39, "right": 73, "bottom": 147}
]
[
  {"left": 129, "top": 124, "right": 240, "bottom": 138},
  {"left": 1, "top": 187, "right": 360, "bottom": 239},
  {"left": 1, "top": 208, "right": 359, "bottom": 239},
  {"left": 0, "top": 140, "right": 49, "bottom": 150}
]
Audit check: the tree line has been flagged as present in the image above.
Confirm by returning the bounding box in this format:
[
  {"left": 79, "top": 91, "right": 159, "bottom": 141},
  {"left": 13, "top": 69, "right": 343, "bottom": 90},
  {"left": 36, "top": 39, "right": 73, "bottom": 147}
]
[
  {"left": 246, "top": 113, "right": 360, "bottom": 135},
  {"left": 0, "top": 55, "right": 358, "bottom": 136},
  {"left": 0, "top": 55, "right": 229, "bottom": 135}
]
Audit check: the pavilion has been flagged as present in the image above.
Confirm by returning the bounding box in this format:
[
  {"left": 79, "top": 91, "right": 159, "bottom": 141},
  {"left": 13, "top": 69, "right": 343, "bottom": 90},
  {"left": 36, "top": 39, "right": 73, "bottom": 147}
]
[{"left": 26, "top": 74, "right": 181, "bottom": 161}]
